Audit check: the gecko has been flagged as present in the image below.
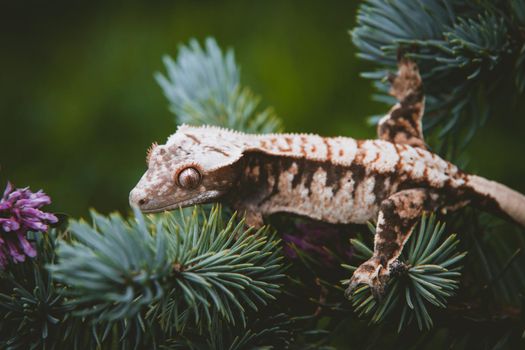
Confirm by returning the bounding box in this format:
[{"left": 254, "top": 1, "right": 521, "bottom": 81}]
[{"left": 129, "top": 59, "right": 525, "bottom": 298}]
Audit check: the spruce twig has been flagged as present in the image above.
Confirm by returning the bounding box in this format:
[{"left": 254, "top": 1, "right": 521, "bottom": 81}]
[{"left": 156, "top": 38, "right": 282, "bottom": 133}]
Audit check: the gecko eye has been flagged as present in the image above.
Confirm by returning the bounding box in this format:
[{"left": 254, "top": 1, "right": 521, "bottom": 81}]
[{"left": 177, "top": 167, "right": 201, "bottom": 189}]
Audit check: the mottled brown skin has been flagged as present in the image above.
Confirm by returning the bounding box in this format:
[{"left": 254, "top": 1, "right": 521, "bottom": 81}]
[
  {"left": 223, "top": 150, "right": 471, "bottom": 298},
  {"left": 378, "top": 59, "right": 426, "bottom": 150},
  {"left": 130, "top": 59, "right": 525, "bottom": 299},
  {"left": 228, "top": 150, "right": 469, "bottom": 225}
]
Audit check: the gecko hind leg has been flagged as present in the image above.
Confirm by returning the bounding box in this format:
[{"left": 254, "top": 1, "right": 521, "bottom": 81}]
[
  {"left": 345, "top": 189, "right": 438, "bottom": 299},
  {"left": 377, "top": 58, "right": 426, "bottom": 149}
]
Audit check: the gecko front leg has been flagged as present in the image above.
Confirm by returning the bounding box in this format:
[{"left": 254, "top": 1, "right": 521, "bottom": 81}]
[
  {"left": 346, "top": 188, "right": 440, "bottom": 298},
  {"left": 231, "top": 200, "right": 265, "bottom": 228},
  {"left": 244, "top": 209, "right": 264, "bottom": 228}
]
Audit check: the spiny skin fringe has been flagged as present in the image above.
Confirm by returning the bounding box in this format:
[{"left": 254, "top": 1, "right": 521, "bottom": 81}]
[
  {"left": 146, "top": 142, "right": 159, "bottom": 164},
  {"left": 176, "top": 123, "right": 304, "bottom": 140},
  {"left": 176, "top": 123, "right": 318, "bottom": 139}
]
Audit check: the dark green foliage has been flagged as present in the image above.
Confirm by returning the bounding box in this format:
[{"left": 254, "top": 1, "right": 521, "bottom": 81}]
[
  {"left": 1, "top": 205, "right": 288, "bottom": 349},
  {"left": 0, "top": 230, "right": 69, "bottom": 350},
  {"left": 47, "top": 205, "right": 285, "bottom": 348},
  {"left": 449, "top": 210, "right": 525, "bottom": 306},
  {"left": 165, "top": 312, "right": 293, "bottom": 349},
  {"left": 352, "top": 0, "right": 525, "bottom": 157}
]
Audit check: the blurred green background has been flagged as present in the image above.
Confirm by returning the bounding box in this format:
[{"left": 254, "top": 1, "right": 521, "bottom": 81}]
[{"left": 1, "top": 0, "right": 523, "bottom": 218}]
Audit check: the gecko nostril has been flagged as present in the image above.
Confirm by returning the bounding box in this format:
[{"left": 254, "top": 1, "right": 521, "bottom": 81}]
[{"left": 138, "top": 198, "right": 148, "bottom": 206}]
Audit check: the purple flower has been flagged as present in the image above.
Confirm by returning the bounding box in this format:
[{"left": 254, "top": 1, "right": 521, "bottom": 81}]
[{"left": 0, "top": 182, "right": 57, "bottom": 268}]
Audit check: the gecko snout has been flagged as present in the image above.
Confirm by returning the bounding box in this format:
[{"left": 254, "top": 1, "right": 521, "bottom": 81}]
[{"left": 129, "top": 189, "right": 149, "bottom": 209}]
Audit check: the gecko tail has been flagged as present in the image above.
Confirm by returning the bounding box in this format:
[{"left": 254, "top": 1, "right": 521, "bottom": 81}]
[{"left": 467, "top": 174, "right": 525, "bottom": 228}]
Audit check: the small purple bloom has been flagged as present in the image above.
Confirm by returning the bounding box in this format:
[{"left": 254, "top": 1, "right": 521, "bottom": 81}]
[
  {"left": 17, "top": 231, "right": 37, "bottom": 257},
  {"left": 7, "top": 240, "right": 25, "bottom": 263},
  {"left": 0, "top": 217, "right": 20, "bottom": 232},
  {"left": 0, "top": 182, "right": 57, "bottom": 268}
]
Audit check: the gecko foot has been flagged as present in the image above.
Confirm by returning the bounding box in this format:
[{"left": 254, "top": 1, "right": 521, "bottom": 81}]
[{"left": 344, "top": 258, "right": 388, "bottom": 300}]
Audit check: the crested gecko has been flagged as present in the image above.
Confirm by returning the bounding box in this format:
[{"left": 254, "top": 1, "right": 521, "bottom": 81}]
[{"left": 129, "top": 59, "right": 525, "bottom": 297}]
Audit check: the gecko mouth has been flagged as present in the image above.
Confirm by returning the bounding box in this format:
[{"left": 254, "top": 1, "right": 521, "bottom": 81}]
[{"left": 139, "top": 191, "right": 223, "bottom": 213}]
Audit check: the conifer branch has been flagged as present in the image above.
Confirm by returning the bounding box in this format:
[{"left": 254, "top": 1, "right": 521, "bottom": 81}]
[
  {"left": 352, "top": 0, "right": 525, "bottom": 156},
  {"left": 0, "top": 230, "right": 72, "bottom": 350},
  {"left": 156, "top": 38, "right": 282, "bottom": 133},
  {"left": 48, "top": 205, "right": 285, "bottom": 346},
  {"left": 344, "top": 214, "right": 466, "bottom": 331}
]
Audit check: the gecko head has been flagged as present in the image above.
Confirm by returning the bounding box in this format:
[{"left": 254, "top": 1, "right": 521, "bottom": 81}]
[{"left": 129, "top": 125, "right": 246, "bottom": 213}]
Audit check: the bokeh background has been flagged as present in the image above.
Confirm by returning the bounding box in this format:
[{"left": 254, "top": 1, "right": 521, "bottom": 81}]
[{"left": 1, "top": 0, "right": 524, "bottom": 219}]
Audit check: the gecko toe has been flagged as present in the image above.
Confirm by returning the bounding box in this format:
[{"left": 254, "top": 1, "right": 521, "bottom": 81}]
[{"left": 344, "top": 279, "right": 361, "bottom": 299}]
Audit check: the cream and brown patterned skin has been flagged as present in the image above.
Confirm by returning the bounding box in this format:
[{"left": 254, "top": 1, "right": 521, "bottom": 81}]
[{"left": 130, "top": 59, "right": 525, "bottom": 298}]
